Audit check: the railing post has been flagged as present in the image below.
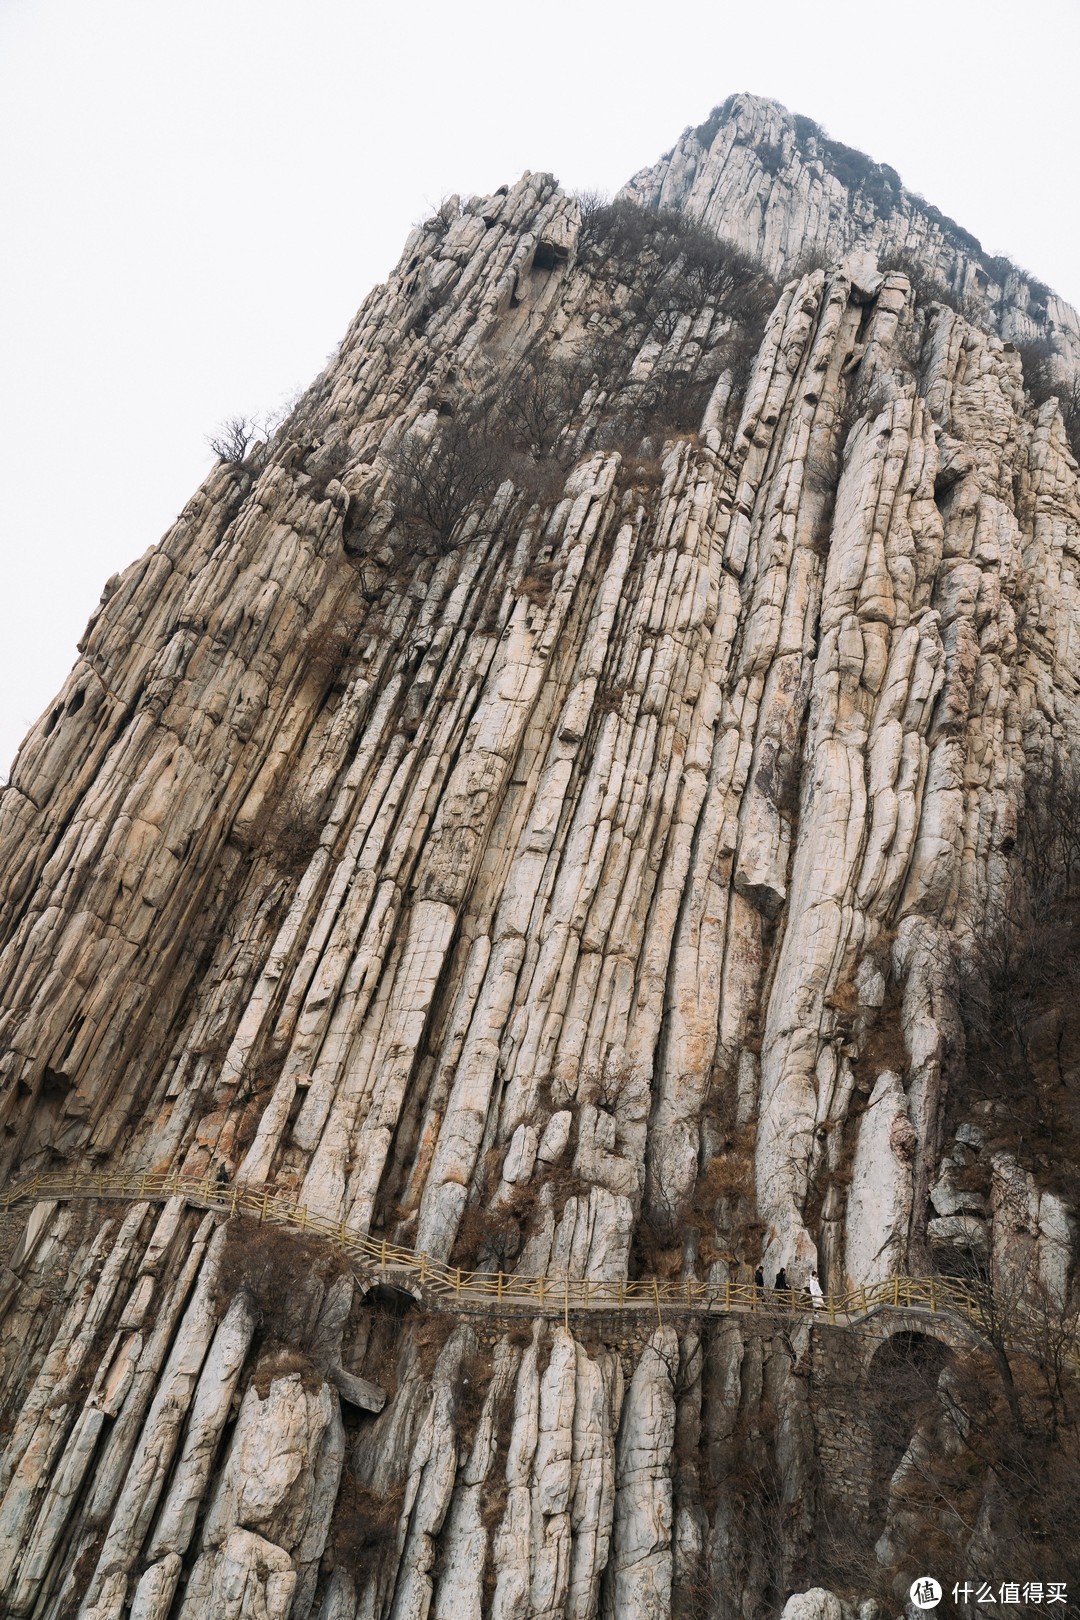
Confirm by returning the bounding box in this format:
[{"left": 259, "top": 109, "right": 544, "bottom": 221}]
[
  {"left": 892, "top": 1275, "right": 900, "bottom": 1308},
  {"left": 420, "top": 1252, "right": 427, "bottom": 1285},
  {"left": 455, "top": 1267, "right": 462, "bottom": 1301},
  {"left": 260, "top": 1189, "right": 269, "bottom": 1223},
  {"left": 300, "top": 1205, "right": 308, "bottom": 1233},
  {"left": 538, "top": 1275, "right": 546, "bottom": 1309},
  {"left": 564, "top": 1277, "right": 570, "bottom": 1333},
  {"left": 497, "top": 1270, "right": 503, "bottom": 1305},
  {"left": 380, "top": 1238, "right": 388, "bottom": 1272},
  {"left": 724, "top": 1278, "right": 731, "bottom": 1312},
  {"left": 653, "top": 1279, "right": 663, "bottom": 1331}
]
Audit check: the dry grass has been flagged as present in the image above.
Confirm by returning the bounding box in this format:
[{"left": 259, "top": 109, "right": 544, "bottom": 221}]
[
  {"left": 852, "top": 970, "right": 907, "bottom": 1083},
  {"left": 214, "top": 1217, "right": 350, "bottom": 1350},
  {"left": 250, "top": 1345, "right": 323, "bottom": 1398},
  {"left": 262, "top": 788, "right": 323, "bottom": 876},
  {"left": 305, "top": 615, "right": 359, "bottom": 685},
  {"left": 949, "top": 756, "right": 1080, "bottom": 1206},
  {"left": 326, "top": 1473, "right": 404, "bottom": 1572},
  {"left": 412, "top": 1314, "right": 456, "bottom": 1377},
  {"left": 455, "top": 1343, "right": 494, "bottom": 1449},
  {"left": 450, "top": 1181, "right": 538, "bottom": 1269},
  {"left": 518, "top": 559, "right": 559, "bottom": 606},
  {"left": 823, "top": 976, "right": 860, "bottom": 1020},
  {"left": 55, "top": 1534, "right": 107, "bottom": 1620}
]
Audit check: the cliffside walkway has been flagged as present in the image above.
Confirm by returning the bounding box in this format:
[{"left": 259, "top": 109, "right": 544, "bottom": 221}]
[{"left": 1, "top": 1171, "right": 1071, "bottom": 1358}]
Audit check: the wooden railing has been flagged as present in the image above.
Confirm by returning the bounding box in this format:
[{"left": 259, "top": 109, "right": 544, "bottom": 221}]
[{"left": 1, "top": 1171, "right": 1074, "bottom": 1360}]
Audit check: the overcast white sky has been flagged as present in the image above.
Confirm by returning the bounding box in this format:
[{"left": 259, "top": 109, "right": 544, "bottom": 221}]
[{"left": 1, "top": 0, "right": 1077, "bottom": 776}]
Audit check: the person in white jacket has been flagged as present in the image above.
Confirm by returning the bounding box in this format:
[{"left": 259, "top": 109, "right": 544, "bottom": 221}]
[{"left": 807, "top": 1271, "right": 825, "bottom": 1309}]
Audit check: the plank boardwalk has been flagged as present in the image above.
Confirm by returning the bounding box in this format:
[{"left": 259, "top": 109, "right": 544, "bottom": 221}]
[{"left": 1, "top": 1171, "right": 1074, "bottom": 1362}]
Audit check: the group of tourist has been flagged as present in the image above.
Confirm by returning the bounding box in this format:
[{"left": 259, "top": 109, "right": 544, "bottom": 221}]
[{"left": 752, "top": 1264, "right": 825, "bottom": 1309}]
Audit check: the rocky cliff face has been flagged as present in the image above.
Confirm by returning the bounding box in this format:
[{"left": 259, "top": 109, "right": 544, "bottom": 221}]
[{"left": 2, "top": 93, "right": 1079, "bottom": 1619}]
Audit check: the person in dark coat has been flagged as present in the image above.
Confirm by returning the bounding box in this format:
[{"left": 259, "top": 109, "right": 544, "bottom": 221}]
[
  {"left": 754, "top": 1264, "right": 764, "bottom": 1296},
  {"left": 774, "top": 1266, "right": 789, "bottom": 1294},
  {"left": 215, "top": 1163, "right": 230, "bottom": 1186}
]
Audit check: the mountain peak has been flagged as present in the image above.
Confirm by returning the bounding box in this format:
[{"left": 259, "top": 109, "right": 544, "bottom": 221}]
[{"left": 623, "top": 93, "right": 1078, "bottom": 374}]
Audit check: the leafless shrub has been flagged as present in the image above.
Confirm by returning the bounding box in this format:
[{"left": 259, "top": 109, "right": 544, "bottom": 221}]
[
  {"left": 250, "top": 1344, "right": 323, "bottom": 1398},
  {"left": 420, "top": 195, "right": 460, "bottom": 235},
  {"left": 518, "top": 559, "right": 559, "bottom": 606},
  {"left": 578, "top": 1059, "right": 633, "bottom": 1112},
  {"left": 951, "top": 752, "right": 1080, "bottom": 1204},
  {"left": 789, "top": 246, "right": 835, "bottom": 278},
  {"left": 851, "top": 1308, "right": 1080, "bottom": 1598},
  {"left": 574, "top": 188, "right": 610, "bottom": 235},
  {"left": 326, "top": 1471, "right": 404, "bottom": 1571},
  {"left": 891, "top": 318, "right": 924, "bottom": 380},
  {"left": 661, "top": 232, "right": 776, "bottom": 327},
  {"left": 1016, "top": 338, "right": 1057, "bottom": 402},
  {"left": 577, "top": 198, "right": 776, "bottom": 333},
  {"left": 1021, "top": 748, "right": 1080, "bottom": 909},
  {"left": 631, "top": 1202, "right": 684, "bottom": 1279},
  {"left": 701, "top": 1401, "right": 793, "bottom": 1614},
  {"left": 209, "top": 399, "right": 305, "bottom": 465},
  {"left": 684, "top": 1119, "right": 760, "bottom": 1272},
  {"left": 213, "top": 1218, "right": 349, "bottom": 1350},
  {"left": 803, "top": 440, "right": 841, "bottom": 496},
  {"left": 594, "top": 679, "right": 635, "bottom": 717},
  {"left": 262, "top": 787, "right": 323, "bottom": 875},
  {"left": 878, "top": 250, "right": 986, "bottom": 325},
  {"left": 502, "top": 356, "right": 583, "bottom": 463},
  {"left": 637, "top": 370, "right": 714, "bottom": 437},
  {"left": 612, "top": 448, "right": 665, "bottom": 497},
  {"left": 305, "top": 615, "right": 358, "bottom": 685},
  {"left": 207, "top": 415, "right": 257, "bottom": 464},
  {"left": 412, "top": 1314, "right": 456, "bottom": 1375},
  {"left": 1016, "top": 340, "right": 1080, "bottom": 460},
  {"left": 450, "top": 1182, "right": 538, "bottom": 1269},
  {"left": 384, "top": 408, "right": 510, "bottom": 553},
  {"left": 718, "top": 328, "right": 762, "bottom": 397},
  {"left": 545, "top": 1167, "right": 593, "bottom": 1219},
  {"left": 570, "top": 327, "right": 628, "bottom": 391},
  {"left": 577, "top": 196, "right": 662, "bottom": 258},
  {"left": 303, "top": 435, "right": 353, "bottom": 501},
  {"left": 838, "top": 371, "right": 892, "bottom": 434},
  {"left": 455, "top": 1343, "right": 493, "bottom": 1449}
]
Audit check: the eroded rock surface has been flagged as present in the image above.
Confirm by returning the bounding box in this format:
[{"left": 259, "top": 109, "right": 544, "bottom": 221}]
[{"left": 2, "top": 91, "right": 1079, "bottom": 1619}]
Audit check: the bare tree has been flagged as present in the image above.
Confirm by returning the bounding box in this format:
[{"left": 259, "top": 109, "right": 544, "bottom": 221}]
[
  {"left": 207, "top": 415, "right": 256, "bottom": 463},
  {"left": 384, "top": 408, "right": 510, "bottom": 552},
  {"left": 502, "top": 356, "right": 583, "bottom": 463}
]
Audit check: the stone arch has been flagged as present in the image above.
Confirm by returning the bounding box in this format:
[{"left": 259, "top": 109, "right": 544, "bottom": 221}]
[
  {"left": 355, "top": 1276, "right": 424, "bottom": 1313},
  {"left": 853, "top": 1306, "right": 977, "bottom": 1372},
  {"left": 866, "top": 1326, "right": 951, "bottom": 1385}
]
